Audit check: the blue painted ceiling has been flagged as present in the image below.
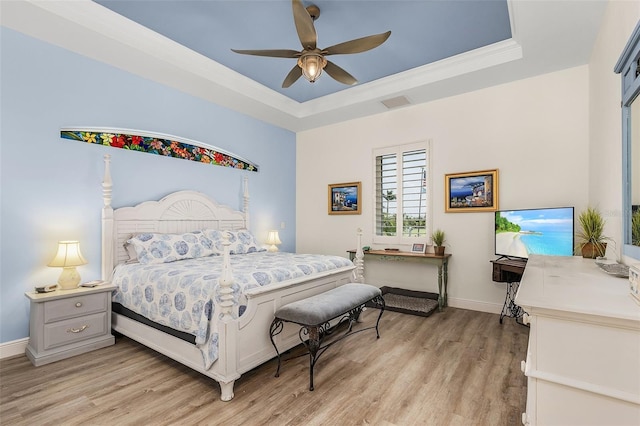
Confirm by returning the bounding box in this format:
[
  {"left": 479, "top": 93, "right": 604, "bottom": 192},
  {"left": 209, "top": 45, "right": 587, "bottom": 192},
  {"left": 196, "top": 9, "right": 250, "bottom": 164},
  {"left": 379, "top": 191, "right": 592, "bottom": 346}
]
[{"left": 94, "top": 0, "right": 511, "bottom": 103}]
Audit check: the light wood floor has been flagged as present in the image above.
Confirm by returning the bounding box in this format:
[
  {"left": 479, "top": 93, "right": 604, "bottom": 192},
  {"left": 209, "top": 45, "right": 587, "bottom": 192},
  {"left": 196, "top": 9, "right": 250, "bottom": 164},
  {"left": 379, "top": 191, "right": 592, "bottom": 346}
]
[{"left": 1, "top": 308, "right": 529, "bottom": 425}]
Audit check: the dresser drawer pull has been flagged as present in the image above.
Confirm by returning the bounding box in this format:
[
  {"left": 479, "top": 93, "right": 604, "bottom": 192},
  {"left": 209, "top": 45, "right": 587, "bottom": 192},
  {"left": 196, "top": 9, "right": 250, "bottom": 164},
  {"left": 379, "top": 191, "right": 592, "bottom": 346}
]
[
  {"left": 67, "top": 325, "right": 89, "bottom": 333},
  {"left": 75, "top": 302, "right": 83, "bottom": 308}
]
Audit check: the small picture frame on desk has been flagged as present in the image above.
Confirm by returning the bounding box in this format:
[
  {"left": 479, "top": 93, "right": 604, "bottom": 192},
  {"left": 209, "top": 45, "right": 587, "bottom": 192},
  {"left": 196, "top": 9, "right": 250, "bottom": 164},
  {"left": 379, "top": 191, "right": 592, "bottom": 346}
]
[{"left": 411, "top": 243, "right": 426, "bottom": 254}]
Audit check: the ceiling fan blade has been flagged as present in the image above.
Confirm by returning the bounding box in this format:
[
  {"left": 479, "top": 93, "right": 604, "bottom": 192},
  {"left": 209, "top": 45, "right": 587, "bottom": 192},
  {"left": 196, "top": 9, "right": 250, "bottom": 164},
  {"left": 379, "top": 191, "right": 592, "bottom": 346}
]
[
  {"left": 324, "top": 61, "right": 357, "bottom": 86},
  {"left": 282, "top": 65, "right": 303, "bottom": 88},
  {"left": 323, "top": 31, "right": 392, "bottom": 55},
  {"left": 231, "top": 49, "right": 300, "bottom": 58},
  {"left": 292, "top": 0, "right": 317, "bottom": 50}
]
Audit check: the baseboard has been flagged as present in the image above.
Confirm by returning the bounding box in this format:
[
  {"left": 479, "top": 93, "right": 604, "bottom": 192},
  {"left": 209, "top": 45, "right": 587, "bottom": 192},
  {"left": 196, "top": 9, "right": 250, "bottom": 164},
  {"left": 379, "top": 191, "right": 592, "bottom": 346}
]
[
  {"left": 447, "top": 297, "right": 502, "bottom": 315},
  {"left": 0, "top": 338, "right": 28, "bottom": 360}
]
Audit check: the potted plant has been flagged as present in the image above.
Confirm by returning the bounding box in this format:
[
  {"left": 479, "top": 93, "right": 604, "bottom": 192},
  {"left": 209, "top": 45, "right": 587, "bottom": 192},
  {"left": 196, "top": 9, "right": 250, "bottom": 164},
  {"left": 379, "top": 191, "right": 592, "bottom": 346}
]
[
  {"left": 576, "top": 207, "right": 610, "bottom": 258},
  {"left": 431, "top": 229, "right": 446, "bottom": 256},
  {"left": 632, "top": 209, "right": 640, "bottom": 246}
]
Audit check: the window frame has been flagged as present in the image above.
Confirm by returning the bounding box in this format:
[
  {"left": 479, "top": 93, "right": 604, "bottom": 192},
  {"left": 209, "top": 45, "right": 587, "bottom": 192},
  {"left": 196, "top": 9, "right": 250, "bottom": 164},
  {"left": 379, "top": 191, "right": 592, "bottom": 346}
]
[{"left": 372, "top": 140, "right": 432, "bottom": 246}]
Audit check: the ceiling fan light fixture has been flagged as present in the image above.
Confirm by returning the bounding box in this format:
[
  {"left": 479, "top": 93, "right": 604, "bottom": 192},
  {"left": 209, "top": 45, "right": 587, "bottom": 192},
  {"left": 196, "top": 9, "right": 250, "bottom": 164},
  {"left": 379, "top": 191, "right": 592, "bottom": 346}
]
[{"left": 298, "top": 53, "right": 327, "bottom": 83}]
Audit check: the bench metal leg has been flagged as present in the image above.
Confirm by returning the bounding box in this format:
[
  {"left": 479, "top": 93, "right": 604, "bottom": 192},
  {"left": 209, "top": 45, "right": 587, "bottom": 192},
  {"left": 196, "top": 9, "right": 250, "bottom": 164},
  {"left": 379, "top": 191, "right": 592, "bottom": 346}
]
[
  {"left": 306, "top": 326, "right": 320, "bottom": 391},
  {"left": 371, "top": 295, "right": 385, "bottom": 338}
]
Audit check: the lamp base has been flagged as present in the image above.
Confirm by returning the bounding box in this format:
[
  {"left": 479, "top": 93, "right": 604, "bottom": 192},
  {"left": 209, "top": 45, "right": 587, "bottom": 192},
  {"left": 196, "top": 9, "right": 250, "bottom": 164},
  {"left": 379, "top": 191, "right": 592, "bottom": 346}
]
[
  {"left": 57, "top": 267, "right": 81, "bottom": 290},
  {"left": 267, "top": 245, "right": 279, "bottom": 252}
]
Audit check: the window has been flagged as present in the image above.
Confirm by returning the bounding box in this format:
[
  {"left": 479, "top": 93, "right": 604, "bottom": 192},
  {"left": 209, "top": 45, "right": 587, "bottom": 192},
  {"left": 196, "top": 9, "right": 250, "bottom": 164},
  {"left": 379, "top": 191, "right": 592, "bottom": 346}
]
[{"left": 374, "top": 141, "right": 431, "bottom": 244}]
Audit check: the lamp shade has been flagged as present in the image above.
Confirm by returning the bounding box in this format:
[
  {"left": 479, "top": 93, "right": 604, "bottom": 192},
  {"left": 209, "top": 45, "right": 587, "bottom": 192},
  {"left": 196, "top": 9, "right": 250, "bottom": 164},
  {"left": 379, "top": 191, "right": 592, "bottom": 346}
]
[
  {"left": 48, "top": 241, "right": 87, "bottom": 267},
  {"left": 266, "top": 230, "right": 282, "bottom": 252},
  {"left": 48, "top": 241, "right": 87, "bottom": 290}
]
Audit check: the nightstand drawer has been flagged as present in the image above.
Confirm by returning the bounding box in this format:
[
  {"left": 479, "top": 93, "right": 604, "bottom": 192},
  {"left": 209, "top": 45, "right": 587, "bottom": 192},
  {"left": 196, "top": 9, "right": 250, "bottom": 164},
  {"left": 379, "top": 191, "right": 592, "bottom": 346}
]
[
  {"left": 44, "top": 293, "right": 107, "bottom": 323},
  {"left": 44, "top": 312, "right": 108, "bottom": 350}
]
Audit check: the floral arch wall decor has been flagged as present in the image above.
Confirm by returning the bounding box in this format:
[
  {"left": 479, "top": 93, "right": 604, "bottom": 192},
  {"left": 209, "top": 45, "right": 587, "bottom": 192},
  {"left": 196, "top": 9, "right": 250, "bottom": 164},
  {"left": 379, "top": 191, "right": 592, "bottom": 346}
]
[{"left": 60, "top": 127, "right": 259, "bottom": 172}]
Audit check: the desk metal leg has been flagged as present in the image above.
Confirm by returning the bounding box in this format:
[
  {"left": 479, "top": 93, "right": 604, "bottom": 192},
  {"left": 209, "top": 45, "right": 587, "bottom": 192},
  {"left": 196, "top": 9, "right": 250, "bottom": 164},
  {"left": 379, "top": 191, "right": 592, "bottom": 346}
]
[{"left": 499, "top": 281, "right": 528, "bottom": 326}]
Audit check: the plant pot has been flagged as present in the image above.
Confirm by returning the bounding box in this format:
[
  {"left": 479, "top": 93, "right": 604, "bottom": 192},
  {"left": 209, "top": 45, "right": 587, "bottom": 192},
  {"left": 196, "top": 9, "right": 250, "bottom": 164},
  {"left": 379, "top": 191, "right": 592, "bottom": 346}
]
[
  {"left": 434, "top": 246, "right": 445, "bottom": 256},
  {"left": 581, "top": 242, "right": 607, "bottom": 259}
]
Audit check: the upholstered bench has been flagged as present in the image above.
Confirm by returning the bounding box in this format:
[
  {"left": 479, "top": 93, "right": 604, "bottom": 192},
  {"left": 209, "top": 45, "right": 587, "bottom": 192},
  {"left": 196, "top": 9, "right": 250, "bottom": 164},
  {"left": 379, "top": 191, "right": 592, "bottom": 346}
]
[{"left": 269, "top": 283, "right": 385, "bottom": 391}]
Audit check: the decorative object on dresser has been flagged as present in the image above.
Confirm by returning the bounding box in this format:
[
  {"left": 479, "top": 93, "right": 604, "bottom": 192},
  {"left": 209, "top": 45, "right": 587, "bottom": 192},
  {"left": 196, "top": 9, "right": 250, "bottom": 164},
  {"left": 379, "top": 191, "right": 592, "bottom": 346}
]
[
  {"left": 100, "top": 155, "right": 359, "bottom": 401},
  {"left": 265, "top": 230, "right": 282, "bottom": 252},
  {"left": 630, "top": 263, "right": 640, "bottom": 304},
  {"left": 444, "top": 169, "right": 498, "bottom": 212},
  {"left": 431, "top": 228, "right": 446, "bottom": 256},
  {"left": 328, "top": 182, "right": 361, "bottom": 215},
  {"left": 47, "top": 241, "right": 88, "bottom": 290},
  {"left": 515, "top": 255, "right": 640, "bottom": 425},
  {"left": 25, "top": 284, "right": 116, "bottom": 366},
  {"left": 576, "top": 206, "right": 611, "bottom": 258}
]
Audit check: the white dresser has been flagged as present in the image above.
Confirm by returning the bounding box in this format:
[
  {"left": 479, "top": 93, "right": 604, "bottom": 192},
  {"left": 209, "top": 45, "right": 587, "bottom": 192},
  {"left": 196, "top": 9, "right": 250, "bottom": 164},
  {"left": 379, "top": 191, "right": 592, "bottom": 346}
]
[{"left": 515, "top": 255, "right": 640, "bottom": 426}]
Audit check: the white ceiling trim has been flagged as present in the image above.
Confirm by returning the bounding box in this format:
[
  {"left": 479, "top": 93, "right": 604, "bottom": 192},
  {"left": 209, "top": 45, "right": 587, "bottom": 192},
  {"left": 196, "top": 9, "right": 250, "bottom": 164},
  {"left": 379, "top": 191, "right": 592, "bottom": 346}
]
[{"left": 2, "top": 0, "right": 604, "bottom": 133}]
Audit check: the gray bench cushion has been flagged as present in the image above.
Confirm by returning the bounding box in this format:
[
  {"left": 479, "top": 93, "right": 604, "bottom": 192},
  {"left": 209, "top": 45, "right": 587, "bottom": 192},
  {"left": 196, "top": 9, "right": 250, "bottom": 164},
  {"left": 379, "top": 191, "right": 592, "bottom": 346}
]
[{"left": 275, "top": 283, "right": 381, "bottom": 326}]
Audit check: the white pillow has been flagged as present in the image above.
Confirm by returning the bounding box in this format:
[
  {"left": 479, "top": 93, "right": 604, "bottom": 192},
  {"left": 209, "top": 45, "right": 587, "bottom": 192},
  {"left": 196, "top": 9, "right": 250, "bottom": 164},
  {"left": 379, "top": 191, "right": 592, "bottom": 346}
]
[{"left": 203, "top": 229, "right": 266, "bottom": 255}]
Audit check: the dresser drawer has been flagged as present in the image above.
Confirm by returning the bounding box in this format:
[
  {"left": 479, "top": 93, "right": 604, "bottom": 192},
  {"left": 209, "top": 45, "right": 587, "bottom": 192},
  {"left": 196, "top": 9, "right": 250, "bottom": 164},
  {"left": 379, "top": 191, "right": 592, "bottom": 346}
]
[
  {"left": 43, "top": 312, "right": 108, "bottom": 350},
  {"left": 44, "top": 293, "right": 108, "bottom": 323}
]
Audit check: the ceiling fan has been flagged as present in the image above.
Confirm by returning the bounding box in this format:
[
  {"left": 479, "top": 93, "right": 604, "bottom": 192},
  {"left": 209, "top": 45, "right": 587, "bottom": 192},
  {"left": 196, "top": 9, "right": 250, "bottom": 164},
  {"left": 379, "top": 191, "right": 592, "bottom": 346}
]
[{"left": 231, "top": 0, "right": 391, "bottom": 88}]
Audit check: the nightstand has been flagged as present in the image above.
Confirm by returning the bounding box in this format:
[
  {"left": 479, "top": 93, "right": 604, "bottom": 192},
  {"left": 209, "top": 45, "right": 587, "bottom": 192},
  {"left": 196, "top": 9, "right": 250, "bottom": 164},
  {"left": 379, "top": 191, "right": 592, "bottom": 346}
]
[{"left": 25, "top": 284, "right": 116, "bottom": 366}]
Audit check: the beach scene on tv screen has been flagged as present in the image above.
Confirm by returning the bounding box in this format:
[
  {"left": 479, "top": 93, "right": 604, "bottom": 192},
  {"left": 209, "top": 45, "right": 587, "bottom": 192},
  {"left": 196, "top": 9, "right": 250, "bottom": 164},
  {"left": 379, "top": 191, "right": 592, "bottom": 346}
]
[{"left": 495, "top": 208, "right": 574, "bottom": 258}]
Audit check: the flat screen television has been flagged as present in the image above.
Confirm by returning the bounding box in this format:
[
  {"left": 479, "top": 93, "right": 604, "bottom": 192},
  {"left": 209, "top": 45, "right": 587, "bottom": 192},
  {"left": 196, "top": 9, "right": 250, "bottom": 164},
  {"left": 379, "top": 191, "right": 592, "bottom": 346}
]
[{"left": 495, "top": 207, "right": 574, "bottom": 259}]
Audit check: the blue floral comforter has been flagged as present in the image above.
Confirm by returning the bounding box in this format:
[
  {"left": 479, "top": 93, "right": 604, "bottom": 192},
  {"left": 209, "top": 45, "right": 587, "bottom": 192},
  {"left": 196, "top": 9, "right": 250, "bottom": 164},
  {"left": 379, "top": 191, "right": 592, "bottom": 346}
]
[{"left": 111, "top": 252, "right": 353, "bottom": 368}]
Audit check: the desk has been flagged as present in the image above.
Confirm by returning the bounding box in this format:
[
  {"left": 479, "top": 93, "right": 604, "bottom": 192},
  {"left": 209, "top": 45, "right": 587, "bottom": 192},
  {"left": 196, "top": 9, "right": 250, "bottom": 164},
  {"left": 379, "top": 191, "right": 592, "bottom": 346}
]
[
  {"left": 490, "top": 258, "right": 527, "bottom": 324},
  {"left": 347, "top": 250, "right": 451, "bottom": 311}
]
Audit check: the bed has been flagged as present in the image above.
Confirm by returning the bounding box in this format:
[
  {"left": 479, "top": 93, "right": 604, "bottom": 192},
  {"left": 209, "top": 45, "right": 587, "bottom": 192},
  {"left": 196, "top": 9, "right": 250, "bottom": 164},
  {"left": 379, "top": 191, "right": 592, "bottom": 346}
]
[{"left": 100, "top": 155, "right": 365, "bottom": 401}]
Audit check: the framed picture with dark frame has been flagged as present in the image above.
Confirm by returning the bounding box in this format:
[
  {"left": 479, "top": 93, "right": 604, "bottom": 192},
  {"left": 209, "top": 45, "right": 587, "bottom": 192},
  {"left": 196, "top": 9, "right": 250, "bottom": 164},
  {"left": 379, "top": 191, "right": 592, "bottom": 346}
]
[
  {"left": 445, "top": 169, "right": 499, "bottom": 213},
  {"left": 411, "top": 243, "right": 426, "bottom": 253},
  {"left": 328, "top": 182, "right": 361, "bottom": 215}
]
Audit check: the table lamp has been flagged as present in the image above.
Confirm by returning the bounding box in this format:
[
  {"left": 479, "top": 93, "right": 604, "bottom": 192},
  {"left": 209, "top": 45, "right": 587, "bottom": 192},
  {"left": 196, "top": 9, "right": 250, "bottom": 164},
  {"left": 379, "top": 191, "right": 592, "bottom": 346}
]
[
  {"left": 266, "top": 230, "right": 282, "bottom": 252},
  {"left": 47, "top": 241, "right": 88, "bottom": 290}
]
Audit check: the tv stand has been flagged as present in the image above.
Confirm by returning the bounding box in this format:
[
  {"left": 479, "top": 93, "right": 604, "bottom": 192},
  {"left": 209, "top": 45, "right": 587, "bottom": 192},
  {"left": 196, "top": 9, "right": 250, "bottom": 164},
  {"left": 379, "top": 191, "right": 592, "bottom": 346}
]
[{"left": 490, "top": 258, "right": 527, "bottom": 325}]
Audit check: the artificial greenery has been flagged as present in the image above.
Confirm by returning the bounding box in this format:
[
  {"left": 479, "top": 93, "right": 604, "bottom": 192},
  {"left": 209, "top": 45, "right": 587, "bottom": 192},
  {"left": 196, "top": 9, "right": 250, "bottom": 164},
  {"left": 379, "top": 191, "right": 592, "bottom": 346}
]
[
  {"left": 632, "top": 209, "right": 640, "bottom": 246},
  {"left": 431, "top": 229, "right": 446, "bottom": 246},
  {"left": 576, "top": 207, "right": 610, "bottom": 256}
]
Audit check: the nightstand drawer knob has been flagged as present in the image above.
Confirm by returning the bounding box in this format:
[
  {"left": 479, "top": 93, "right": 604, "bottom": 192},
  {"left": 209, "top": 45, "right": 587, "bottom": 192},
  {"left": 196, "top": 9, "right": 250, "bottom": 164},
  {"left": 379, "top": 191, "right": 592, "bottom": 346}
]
[
  {"left": 67, "top": 325, "right": 89, "bottom": 334},
  {"left": 75, "top": 302, "right": 82, "bottom": 308}
]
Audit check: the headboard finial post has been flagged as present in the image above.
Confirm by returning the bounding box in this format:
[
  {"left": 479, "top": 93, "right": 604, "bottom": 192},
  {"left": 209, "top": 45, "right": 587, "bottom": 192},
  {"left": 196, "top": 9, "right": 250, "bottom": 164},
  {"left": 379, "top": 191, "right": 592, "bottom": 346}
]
[
  {"left": 218, "top": 236, "right": 235, "bottom": 322},
  {"left": 243, "top": 176, "right": 250, "bottom": 230},
  {"left": 352, "top": 228, "right": 365, "bottom": 283},
  {"left": 103, "top": 154, "right": 112, "bottom": 207},
  {"left": 102, "top": 154, "right": 115, "bottom": 281}
]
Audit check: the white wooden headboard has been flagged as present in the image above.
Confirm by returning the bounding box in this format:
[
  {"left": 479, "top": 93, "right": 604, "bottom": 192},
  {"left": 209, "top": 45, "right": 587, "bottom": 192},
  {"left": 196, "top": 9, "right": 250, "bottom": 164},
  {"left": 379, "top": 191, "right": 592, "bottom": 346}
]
[{"left": 101, "top": 154, "right": 250, "bottom": 280}]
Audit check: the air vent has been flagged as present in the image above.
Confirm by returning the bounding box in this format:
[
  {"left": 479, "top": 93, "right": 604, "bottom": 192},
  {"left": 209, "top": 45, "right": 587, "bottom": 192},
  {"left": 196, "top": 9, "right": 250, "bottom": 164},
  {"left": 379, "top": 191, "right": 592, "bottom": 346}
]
[{"left": 381, "top": 96, "right": 411, "bottom": 109}]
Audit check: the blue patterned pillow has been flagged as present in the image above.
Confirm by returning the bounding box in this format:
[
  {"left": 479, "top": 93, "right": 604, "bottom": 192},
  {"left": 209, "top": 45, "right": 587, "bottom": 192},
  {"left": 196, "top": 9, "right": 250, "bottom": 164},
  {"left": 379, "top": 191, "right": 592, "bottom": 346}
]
[
  {"left": 126, "top": 231, "right": 217, "bottom": 265},
  {"left": 203, "top": 229, "right": 266, "bottom": 255}
]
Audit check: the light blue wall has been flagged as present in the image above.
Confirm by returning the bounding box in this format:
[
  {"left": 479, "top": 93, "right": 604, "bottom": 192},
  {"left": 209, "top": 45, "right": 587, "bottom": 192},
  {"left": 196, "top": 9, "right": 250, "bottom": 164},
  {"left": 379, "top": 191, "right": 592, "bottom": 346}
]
[{"left": 0, "top": 28, "right": 296, "bottom": 343}]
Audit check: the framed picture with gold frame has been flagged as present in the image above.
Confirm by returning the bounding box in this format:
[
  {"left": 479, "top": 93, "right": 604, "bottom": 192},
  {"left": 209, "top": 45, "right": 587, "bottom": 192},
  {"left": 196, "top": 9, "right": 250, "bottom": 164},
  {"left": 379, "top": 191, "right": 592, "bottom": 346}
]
[
  {"left": 328, "top": 182, "right": 361, "bottom": 215},
  {"left": 445, "top": 169, "right": 498, "bottom": 213}
]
